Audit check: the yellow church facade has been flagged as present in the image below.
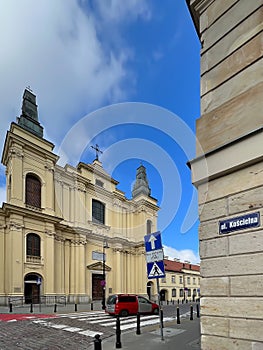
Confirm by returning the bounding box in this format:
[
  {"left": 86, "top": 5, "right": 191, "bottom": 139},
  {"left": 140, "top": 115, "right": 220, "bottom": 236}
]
[{"left": 0, "top": 89, "right": 159, "bottom": 305}]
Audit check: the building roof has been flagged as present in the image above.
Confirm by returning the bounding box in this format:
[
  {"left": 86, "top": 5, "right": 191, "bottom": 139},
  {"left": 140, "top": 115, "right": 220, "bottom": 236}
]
[{"left": 164, "top": 259, "right": 200, "bottom": 273}]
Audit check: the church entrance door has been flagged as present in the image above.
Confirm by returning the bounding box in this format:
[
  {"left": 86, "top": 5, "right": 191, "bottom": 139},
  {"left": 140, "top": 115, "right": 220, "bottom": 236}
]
[
  {"left": 24, "top": 273, "right": 41, "bottom": 304},
  {"left": 92, "top": 274, "right": 103, "bottom": 300}
]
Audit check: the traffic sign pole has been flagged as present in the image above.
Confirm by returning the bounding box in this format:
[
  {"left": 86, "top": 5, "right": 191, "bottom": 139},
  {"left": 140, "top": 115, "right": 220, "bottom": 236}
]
[
  {"left": 144, "top": 231, "right": 166, "bottom": 342},
  {"left": 156, "top": 278, "right": 164, "bottom": 341}
]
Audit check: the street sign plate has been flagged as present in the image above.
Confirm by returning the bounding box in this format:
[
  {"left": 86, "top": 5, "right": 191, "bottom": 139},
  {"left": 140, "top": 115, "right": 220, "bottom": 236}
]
[
  {"left": 144, "top": 231, "right": 162, "bottom": 252},
  {"left": 147, "top": 261, "right": 165, "bottom": 279},
  {"left": 146, "top": 249, "right": 164, "bottom": 263}
]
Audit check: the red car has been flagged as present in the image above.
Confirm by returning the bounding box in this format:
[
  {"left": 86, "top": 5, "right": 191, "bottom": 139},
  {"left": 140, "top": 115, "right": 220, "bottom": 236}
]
[{"left": 105, "top": 294, "right": 159, "bottom": 317}]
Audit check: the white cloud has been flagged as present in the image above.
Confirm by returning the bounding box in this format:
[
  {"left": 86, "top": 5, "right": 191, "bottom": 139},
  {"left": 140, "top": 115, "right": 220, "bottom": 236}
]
[
  {"left": 163, "top": 245, "right": 200, "bottom": 264},
  {"left": 0, "top": 0, "right": 150, "bottom": 154},
  {"left": 94, "top": 0, "right": 151, "bottom": 22},
  {"left": 0, "top": 183, "right": 6, "bottom": 207}
]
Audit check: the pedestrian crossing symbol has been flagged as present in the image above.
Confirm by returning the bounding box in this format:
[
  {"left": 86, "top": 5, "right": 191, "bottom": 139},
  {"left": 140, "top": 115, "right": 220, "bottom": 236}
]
[{"left": 147, "top": 261, "right": 165, "bottom": 279}]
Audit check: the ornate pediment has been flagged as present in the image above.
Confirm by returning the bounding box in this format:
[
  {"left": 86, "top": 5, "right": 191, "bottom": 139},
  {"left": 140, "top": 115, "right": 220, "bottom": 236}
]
[{"left": 87, "top": 261, "right": 111, "bottom": 271}]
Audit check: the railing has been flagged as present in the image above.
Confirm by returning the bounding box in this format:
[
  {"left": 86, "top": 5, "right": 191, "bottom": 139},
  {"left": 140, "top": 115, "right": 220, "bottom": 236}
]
[
  {"left": 8, "top": 295, "right": 67, "bottom": 306},
  {"left": 26, "top": 255, "right": 42, "bottom": 263}
]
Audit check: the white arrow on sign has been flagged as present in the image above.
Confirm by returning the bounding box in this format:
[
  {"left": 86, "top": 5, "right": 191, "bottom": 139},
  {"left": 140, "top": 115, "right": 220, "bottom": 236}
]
[{"left": 149, "top": 234, "right": 157, "bottom": 250}]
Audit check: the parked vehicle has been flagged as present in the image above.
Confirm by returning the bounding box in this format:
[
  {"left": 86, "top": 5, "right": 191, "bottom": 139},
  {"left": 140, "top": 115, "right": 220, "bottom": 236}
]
[{"left": 105, "top": 294, "right": 159, "bottom": 317}]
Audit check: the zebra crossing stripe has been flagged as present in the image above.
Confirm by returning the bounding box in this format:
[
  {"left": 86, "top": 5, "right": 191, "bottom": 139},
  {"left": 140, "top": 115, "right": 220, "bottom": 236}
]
[
  {"left": 115, "top": 316, "right": 175, "bottom": 331},
  {"left": 78, "top": 330, "right": 103, "bottom": 337},
  {"left": 32, "top": 319, "right": 104, "bottom": 338},
  {"left": 100, "top": 315, "right": 159, "bottom": 327},
  {"left": 63, "top": 327, "right": 83, "bottom": 332}
]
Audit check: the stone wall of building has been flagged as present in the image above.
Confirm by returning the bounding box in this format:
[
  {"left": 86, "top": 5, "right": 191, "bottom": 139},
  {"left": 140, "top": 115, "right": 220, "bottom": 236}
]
[{"left": 188, "top": 0, "right": 263, "bottom": 348}]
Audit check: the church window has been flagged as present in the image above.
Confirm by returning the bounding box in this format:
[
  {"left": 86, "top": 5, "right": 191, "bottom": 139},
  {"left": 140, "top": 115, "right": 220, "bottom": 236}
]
[
  {"left": 27, "top": 233, "right": 40, "bottom": 257},
  {"left": 147, "top": 220, "right": 152, "bottom": 234},
  {"left": 92, "top": 199, "right": 105, "bottom": 224},
  {"left": 26, "top": 174, "right": 41, "bottom": 208},
  {"left": 95, "top": 179, "right": 104, "bottom": 187}
]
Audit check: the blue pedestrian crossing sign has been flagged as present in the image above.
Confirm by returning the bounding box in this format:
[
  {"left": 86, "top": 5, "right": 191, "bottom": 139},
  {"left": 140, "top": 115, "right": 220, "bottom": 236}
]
[
  {"left": 147, "top": 261, "right": 165, "bottom": 279},
  {"left": 144, "top": 231, "right": 162, "bottom": 252}
]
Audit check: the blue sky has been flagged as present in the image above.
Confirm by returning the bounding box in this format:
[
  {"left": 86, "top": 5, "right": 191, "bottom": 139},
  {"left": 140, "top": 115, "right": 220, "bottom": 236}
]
[{"left": 0, "top": 0, "right": 200, "bottom": 263}]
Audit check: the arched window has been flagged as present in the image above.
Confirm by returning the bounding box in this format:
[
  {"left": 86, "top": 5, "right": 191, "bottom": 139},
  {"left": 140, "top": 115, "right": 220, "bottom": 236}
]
[
  {"left": 92, "top": 199, "right": 105, "bottom": 224},
  {"left": 26, "top": 174, "right": 41, "bottom": 208},
  {"left": 27, "top": 233, "right": 41, "bottom": 257},
  {"left": 147, "top": 220, "right": 152, "bottom": 234}
]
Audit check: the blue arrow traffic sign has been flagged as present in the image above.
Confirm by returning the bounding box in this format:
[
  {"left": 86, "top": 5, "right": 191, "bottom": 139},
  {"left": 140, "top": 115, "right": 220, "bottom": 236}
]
[
  {"left": 147, "top": 261, "right": 165, "bottom": 279},
  {"left": 144, "top": 231, "right": 162, "bottom": 252}
]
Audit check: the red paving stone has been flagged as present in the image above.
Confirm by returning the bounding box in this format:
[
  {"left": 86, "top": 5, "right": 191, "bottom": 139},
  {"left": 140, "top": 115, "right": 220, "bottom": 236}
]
[{"left": 0, "top": 313, "right": 57, "bottom": 322}]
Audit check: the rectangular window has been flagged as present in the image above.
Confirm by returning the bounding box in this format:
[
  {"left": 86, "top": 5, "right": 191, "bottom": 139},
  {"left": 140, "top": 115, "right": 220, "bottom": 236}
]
[
  {"left": 179, "top": 276, "right": 183, "bottom": 284},
  {"left": 193, "top": 277, "right": 196, "bottom": 285},
  {"left": 187, "top": 277, "right": 190, "bottom": 284},
  {"left": 171, "top": 275, "right": 175, "bottom": 283},
  {"left": 180, "top": 289, "right": 184, "bottom": 297},
  {"left": 172, "top": 289, "right": 176, "bottom": 297},
  {"left": 92, "top": 199, "right": 105, "bottom": 224}
]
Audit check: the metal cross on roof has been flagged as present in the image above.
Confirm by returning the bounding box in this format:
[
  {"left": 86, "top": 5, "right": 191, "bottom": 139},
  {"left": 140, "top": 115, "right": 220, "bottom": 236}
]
[{"left": 91, "top": 144, "right": 103, "bottom": 161}]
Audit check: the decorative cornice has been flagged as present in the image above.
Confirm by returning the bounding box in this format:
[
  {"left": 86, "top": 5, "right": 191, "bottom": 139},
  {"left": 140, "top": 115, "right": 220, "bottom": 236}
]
[{"left": 87, "top": 261, "right": 111, "bottom": 271}]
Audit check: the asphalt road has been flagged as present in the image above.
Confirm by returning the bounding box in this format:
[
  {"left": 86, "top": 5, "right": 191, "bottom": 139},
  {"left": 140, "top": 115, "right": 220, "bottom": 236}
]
[{"left": 0, "top": 302, "right": 200, "bottom": 349}]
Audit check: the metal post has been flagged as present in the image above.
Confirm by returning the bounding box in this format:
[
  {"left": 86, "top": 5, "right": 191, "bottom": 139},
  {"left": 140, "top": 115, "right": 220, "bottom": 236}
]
[
  {"left": 9, "top": 302, "right": 13, "bottom": 313},
  {"left": 115, "top": 316, "right": 122, "bottom": 348},
  {"left": 30, "top": 303, "right": 33, "bottom": 313},
  {"left": 157, "top": 278, "right": 164, "bottom": 341},
  {"left": 102, "top": 244, "right": 106, "bottom": 310},
  {"left": 91, "top": 302, "right": 93, "bottom": 311},
  {"left": 94, "top": 334, "right": 102, "bottom": 350},
  {"left": 75, "top": 303, "right": 78, "bottom": 312},
  {"left": 54, "top": 303, "right": 57, "bottom": 313},
  {"left": 136, "top": 313, "right": 141, "bottom": 335},
  {"left": 190, "top": 304, "right": 193, "bottom": 320},
  {"left": 160, "top": 309, "right": 164, "bottom": 328},
  {"left": 196, "top": 303, "right": 200, "bottom": 318},
  {"left": 102, "top": 240, "right": 109, "bottom": 310},
  {"left": 176, "top": 306, "right": 180, "bottom": 324}
]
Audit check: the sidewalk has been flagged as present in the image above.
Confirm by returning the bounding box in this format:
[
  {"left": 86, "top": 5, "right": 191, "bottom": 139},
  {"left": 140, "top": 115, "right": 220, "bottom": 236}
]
[
  {"left": 0, "top": 301, "right": 103, "bottom": 314},
  {"left": 92, "top": 317, "right": 201, "bottom": 350}
]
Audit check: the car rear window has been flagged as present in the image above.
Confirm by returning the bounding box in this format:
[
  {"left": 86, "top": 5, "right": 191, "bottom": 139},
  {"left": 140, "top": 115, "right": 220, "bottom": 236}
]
[
  {"left": 118, "top": 296, "right": 136, "bottom": 303},
  {"left": 107, "top": 295, "right": 117, "bottom": 305}
]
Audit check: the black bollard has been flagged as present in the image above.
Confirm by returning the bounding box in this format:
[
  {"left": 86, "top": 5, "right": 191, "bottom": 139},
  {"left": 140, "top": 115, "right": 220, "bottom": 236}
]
[
  {"left": 178, "top": 299, "right": 179, "bottom": 304},
  {"left": 176, "top": 307, "right": 180, "bottom": 324},
  {"left": 190, "top": 305, "right": 193, "bottom": 320},
  {"left": 91, "top": 302, "right": 93, "bottom": 311},
  {"left": 30, "top": 303, "right": 33, "bottom": 313},
  {"left": 136, "top": 313, "right": 141, "bottom": 335},
  {"left": 9, "top": 302, "right": 13, "bottom": 313},
  {"left": 116, "top": 316, "right": 122, "bottom": 348},
  {"left": 75, "top": 303, "right": 77, "bottom": 312},
  {"left": 94, "top": 334, "right": 102, "bottom": 350},
  {"left": 54, "top": 303, "right": 57, "bottom": 313},
  {"left": 186, "top": 299, "right": 188, "bottom": 303},
  {"left": 196, "top": 303, "right": 200, "bottom": 318}
]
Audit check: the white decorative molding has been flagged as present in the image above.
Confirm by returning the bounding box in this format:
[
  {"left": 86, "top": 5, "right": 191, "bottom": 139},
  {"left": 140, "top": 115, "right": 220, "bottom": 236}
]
[{"left": 9, "top": 222, "right": 24, "bottom": 231}]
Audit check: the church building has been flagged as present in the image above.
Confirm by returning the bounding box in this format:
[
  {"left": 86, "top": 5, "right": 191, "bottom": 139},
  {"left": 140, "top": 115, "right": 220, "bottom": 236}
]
[{"left": 0, "top": 89, "right": 159, "bottom": 305}]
